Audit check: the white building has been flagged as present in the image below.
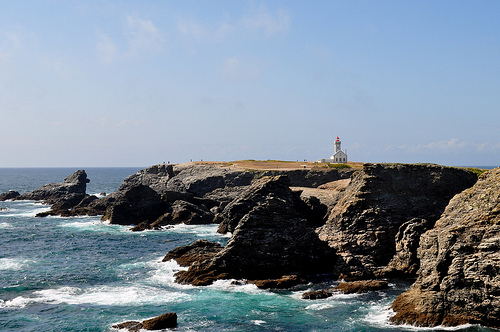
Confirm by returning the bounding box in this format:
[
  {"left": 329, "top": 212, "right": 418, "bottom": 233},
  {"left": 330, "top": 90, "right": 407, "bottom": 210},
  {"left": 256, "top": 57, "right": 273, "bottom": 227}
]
[{"left": 318, "top": 136, "right": 348, "bottom": 163}]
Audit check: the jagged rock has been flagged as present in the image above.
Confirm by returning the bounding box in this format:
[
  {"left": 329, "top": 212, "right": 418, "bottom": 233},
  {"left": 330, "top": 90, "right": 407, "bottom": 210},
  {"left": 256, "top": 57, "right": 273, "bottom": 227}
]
[
  {"left": 317, "top": 163, "right": 478, "bottom": 280},
  {"left": 0, "top": 190, "right": 20, "bottom": 201},
  {"left": 217, "top": 174, "right": 298, "bottom": 234},
  {"left": 390, "top": 167, "right": 500, "bottom": 328},
  {"left": 118, "top": 164, "right": 175, "bottom": 193},
  {"left": 379, "top": 218, "right": 431, "bottom": 277},
  {"left": 174, "top": 175, "right": 336, "bottom": 286},
  {"left": 16, "top": 170, "right": 89, "bottom": 204},
  {"left": 131, "top": 200, "right": 215, "bottom": 231},
  {"left": 166, "top": 200, "right": 214, "bottom": 225},
  {"left": 36, "top": 194, "right": 101, "bottom": 217},
  {"left": 162, "top": 240, "right": 223, "bottom": 266},
  {"left": 113, "top": 312, "right": 177, "bottom": 331},
  {"left": 101, "top": 184, "right": 167, "bottom": 226},
  {"left": 302, "top": 280, "right": 388, "bottom": 299},
  {"left": 249, "top": 275, "right": 307, "bottom": 289},
  {"left": 332, "top": 280, "right": 388, "bottom": 294}
]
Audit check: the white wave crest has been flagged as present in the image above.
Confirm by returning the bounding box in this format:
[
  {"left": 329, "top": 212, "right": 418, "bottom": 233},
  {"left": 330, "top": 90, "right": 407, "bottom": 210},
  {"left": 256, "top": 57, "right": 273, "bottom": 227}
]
[
  {"left": 305, "top": 302, "right": 336, "bottom": 311},
  {"left": 207, "top": 279, "right": 271, "bottom": 296},
  {"left": 363, "top": 304, "right": 475, "bottom": 331},
  {"left": 146, "top": 258, "right": 189, "bottom": 288},
  {"left": 0, "top": 222, "right": 13, "bottom": 229},
  {"left": 1, "top": 284, "right": 190, "bottom": 308},
  {"left": 0, "top": 258, "right": 32, "bottom": 271},
  {"left": 168, "top": 223, "right": 221, "bottom": 237},
  {"left": 0, "top": 202, "right": 50, "bottom": 217},
  {"left": 252, "top": 320, "right": 266, "bottom": 325}
]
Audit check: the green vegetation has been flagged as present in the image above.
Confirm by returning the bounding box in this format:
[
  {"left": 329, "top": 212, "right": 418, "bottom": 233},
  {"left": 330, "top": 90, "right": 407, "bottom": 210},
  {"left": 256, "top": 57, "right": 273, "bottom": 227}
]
[
  {"left": 465, "top": 167, "right": 489, "bottom": 178},
  {"left": 325, "top": 163, "right": 351, "bottom": 169}
]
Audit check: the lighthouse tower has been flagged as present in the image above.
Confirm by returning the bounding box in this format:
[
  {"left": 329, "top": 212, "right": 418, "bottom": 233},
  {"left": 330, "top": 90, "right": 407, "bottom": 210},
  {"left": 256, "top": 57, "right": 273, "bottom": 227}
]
[
  {"left": 329, "top": 136, "right": 348, "bottom": 163},
  {"left": 334, "top": 136, "right": 341, "bottom": 154},
  {"left": 318, "top": 136, "right": 348, "bottom": 163}
]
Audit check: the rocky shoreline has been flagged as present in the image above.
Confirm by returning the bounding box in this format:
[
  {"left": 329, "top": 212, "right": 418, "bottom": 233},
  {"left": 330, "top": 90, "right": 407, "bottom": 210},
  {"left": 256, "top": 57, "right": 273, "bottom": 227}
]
[{"left": 3, "top": 162, "right": 499, "bottom": 329}]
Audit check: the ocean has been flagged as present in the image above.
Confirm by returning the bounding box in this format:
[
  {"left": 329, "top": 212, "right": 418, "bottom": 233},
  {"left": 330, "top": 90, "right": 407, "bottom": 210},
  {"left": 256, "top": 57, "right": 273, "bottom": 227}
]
[{"left": 0, "top": 168, "right": 495, "bottom": 331}]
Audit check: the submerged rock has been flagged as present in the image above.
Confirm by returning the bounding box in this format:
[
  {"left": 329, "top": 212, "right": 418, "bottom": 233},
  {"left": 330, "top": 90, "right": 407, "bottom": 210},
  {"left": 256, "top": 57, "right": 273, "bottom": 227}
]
[{"left": 390, "top": 167, "right": 500, "bottom": 328}]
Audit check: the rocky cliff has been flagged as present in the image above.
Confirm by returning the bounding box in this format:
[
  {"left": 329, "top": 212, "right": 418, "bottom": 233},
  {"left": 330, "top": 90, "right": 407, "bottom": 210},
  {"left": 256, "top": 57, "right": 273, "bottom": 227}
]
[
  {"left": 163, "top": 163, "right": 479, "bottom": 287},
  {"left": 390, "top": 167, "right": 500, "bottom": 328},
  {"left": 172, "top": 175, "right": 336, "bottom": 286},
  {"left": 316, "top": 163, "right": 478, "bottom": 280}
]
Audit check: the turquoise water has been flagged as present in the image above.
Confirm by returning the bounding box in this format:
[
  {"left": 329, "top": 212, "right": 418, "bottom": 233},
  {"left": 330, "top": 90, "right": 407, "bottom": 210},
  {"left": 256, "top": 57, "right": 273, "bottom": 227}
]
[{"left": 0, "top": 168, "right": 495, "bottom": 331}]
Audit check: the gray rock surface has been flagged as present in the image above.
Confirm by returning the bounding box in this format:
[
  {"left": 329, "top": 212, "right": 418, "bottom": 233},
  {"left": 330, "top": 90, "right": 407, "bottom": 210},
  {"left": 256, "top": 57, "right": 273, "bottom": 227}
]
[
  {"left": 390, "top": 167, "right": 500, "bottom": 328},
  {"left": 317, "top": 163, "right": 478, "bottom": 280},
  {"left": 101, "top": 184, "right": 167, "bottom": 226},
  {"left": 0, "top": 190, "right": 20, "bottom": 201},
  {"left": 16, "top": 170, "right": 90, "bottom": 204}
]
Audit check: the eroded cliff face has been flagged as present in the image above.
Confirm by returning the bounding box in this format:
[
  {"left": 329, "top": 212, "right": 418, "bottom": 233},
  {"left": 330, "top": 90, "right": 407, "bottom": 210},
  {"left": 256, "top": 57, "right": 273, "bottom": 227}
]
[
  {"left": 390, "top": 167, "right": 500, "bottom": 328},
  {"left": 316, "top": 163, "right": 478, "bottom": 280},
  {"left": 173, "top": 175, "right": 336, "bottom": 286}
]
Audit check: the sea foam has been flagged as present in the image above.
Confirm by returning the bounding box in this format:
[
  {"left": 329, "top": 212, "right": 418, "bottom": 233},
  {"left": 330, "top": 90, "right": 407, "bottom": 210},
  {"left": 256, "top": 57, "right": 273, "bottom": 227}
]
[
  {"left": 1, "top": 284, "right": 190, "bottom": 308},
  {"left": 363, "top": 304, "right": 475, "bottom": 331},
  {"left": 0, "top": 258, "right": 32, "bottom": 271}
]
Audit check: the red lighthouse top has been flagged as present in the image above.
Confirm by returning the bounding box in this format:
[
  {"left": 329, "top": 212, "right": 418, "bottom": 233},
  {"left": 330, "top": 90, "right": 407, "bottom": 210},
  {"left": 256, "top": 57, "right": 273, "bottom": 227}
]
[{"left": 335, "top": 136, "right": 340, "bottom": 141}]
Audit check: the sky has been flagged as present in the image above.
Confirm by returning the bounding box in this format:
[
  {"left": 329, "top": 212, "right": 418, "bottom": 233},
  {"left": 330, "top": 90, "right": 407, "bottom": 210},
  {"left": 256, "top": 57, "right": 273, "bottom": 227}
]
[{"left": 1, "top": 1, "right": 499, "bottom": 167}]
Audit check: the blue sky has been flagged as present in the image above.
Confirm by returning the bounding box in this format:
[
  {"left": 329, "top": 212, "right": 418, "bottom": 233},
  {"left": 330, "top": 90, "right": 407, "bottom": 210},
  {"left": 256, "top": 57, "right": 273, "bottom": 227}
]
[{"left": 1, "top": 1, "right": 499, "bottom": 167}]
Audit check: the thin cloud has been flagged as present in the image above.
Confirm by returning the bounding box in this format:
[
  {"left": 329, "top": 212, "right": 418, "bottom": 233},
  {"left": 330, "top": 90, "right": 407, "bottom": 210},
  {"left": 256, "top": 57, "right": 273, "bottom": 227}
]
[
  {"left": 0, "top": 32, "right": 21, "bottom": 64},
  {"left": 96, "top": 33, "right": 117, "bottom": 64},
  {"left": 176, "top": 17, "right": 233, "bottom": 41},
  {"left": 125, "top": 15, "right": 165, "bottom": 55},
  {"left": 241, "top": 5, "right": 290, "bottom": 35},
  {"left": 222, "top": 57, "right": 261, "bottom": 82}
]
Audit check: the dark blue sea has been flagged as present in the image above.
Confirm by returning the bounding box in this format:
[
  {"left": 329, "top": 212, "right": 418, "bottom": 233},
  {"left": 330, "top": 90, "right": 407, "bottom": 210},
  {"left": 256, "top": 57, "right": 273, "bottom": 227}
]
[{"left": 0, "top": 168, "right": 495, "bottom": 331}]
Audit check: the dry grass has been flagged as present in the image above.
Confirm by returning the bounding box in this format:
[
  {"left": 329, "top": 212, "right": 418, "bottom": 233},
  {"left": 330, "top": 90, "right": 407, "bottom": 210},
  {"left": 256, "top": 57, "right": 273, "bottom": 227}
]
[{"left": 193, "top": 160, "right": 364, "bottom": 171}]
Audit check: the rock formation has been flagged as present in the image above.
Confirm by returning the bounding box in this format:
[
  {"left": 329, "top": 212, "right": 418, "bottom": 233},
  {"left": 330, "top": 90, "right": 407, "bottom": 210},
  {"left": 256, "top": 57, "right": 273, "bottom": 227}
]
[
  {"left": 171, "top": 175, "right": 336, "bottom": 286},
  {"left": 390, "top": 167, "right": 500, "bottom": 328},
  {"left": 302, "top": 280, "right": 389, "bottom": 299},
  {"left": 0, "top": 190, "right": 20, "bottom": 201},
  {"left": 113, "top": 312, "right": 177, "bottom": 331},
  {"left": 316, "top": 163, "right": 478, "bottom": 280},
  {"left": 16, "top": 170, "right": 90, "bottom": 205},
  {"left": 162, "top": 239, "right": 223, "bottom": 266},
  {"left": 101, "top": 184, "right": 167, "bottom": 226}
]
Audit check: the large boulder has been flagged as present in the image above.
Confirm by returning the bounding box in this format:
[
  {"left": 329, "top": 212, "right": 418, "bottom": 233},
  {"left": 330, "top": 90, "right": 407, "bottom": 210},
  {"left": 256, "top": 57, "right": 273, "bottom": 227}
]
[
  {"left": 101, "top": 184, "right": 167, "bottom": 226},
  {"left": 390, "top": 167, "right": 500, "bottom": 328},
  {"left": 316, "top": 163, "right": 478, "bottom": 280},
  {"left": 0, "top": 190, "right": 20, "bottom": 201}
]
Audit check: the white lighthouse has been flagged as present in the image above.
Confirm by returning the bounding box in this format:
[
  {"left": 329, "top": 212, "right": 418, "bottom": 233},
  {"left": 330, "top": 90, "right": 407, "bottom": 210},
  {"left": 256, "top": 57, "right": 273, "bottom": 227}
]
[{"left": 318, "top": 136, "right": 348, "bottom": 163}]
